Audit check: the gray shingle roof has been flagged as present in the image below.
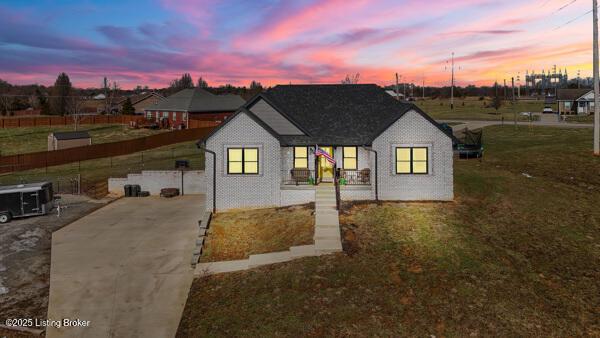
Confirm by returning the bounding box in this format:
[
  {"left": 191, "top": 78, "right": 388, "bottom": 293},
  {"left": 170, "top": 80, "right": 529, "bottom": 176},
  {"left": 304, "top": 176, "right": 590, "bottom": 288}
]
[
  {"left": 52, "top": 131, "right": 90, "bottom": 140},
  {"left": 145, "top": 88, "right": 245, "bottom": 113},
  {"left": 258, "top": 84, "right": 448, "bottom": 145},
  {"left": 556, "top": 88, "right": 592, "bottom": 101},
  {"left": 204, "top": 84, "right": 451, "bottom": 146}
]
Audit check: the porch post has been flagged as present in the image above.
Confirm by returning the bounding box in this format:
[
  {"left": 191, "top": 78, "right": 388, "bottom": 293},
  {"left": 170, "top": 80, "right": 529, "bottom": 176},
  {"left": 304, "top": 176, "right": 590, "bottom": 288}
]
[{"left": 314, "top": 146, "right": 319, "bottom": 184}]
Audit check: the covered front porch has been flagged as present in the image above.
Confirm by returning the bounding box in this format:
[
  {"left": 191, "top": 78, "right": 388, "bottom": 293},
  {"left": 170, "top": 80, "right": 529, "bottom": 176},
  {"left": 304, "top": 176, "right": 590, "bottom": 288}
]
[{"left": 280, "top": 146, "right": 373, "bottom": 187}]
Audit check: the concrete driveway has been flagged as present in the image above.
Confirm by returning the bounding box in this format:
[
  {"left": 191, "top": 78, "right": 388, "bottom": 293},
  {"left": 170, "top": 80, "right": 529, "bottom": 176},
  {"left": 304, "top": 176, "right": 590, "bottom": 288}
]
[{"left": 46, "top": 195, "right": 204, "bottom": 338}]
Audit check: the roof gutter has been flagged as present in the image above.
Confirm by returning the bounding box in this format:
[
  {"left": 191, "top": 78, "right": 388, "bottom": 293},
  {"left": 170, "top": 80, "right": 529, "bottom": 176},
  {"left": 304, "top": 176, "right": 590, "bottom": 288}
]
[{"left": 361, "top": 146, "right": 378, "bottom": 201}]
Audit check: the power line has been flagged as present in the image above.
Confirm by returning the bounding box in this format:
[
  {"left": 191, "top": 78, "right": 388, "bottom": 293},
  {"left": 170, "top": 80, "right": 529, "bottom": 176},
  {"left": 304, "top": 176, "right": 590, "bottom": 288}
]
[
  {"left": 554, "top": 0, "right": 578, "bottom": 13},
  {"left": 554, "top": 9, "right": 592, "bottom": 30}
]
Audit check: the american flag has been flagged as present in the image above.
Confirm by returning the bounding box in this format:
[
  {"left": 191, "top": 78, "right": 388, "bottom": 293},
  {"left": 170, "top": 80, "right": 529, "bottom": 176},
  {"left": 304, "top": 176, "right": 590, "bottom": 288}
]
[{"left": 315, "top": 145, "right": 336, "bottom": 164}]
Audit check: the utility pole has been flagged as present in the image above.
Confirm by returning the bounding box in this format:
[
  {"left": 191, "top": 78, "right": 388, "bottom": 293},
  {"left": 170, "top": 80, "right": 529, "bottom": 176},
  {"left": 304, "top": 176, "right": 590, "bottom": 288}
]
[
  {"left": 594, "top": 0, "right": 599, "bottom": 155},
  {"left": 503, "top": 79, "right": 507, "bottom": 100},
  {"left": 395, "top": 73, "right": 400, "bottom": 101},
  {"left": 512, "top": 77, "right": 517, "bottom": 128},
  {"left": 450, "top": 52, "right": 455, "bottom": 110},
  {"left": 422, "top": 77, "right": 425, "bottom": 99}
]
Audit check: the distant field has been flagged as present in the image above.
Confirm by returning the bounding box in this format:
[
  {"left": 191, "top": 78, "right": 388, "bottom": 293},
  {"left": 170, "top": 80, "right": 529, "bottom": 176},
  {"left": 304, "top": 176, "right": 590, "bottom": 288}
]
[
  {"left": 415, "top": 97, "right": 545, "bottom": 121},
  {"left": 0, "top": 124, "right": 166, "bottom": 156}
]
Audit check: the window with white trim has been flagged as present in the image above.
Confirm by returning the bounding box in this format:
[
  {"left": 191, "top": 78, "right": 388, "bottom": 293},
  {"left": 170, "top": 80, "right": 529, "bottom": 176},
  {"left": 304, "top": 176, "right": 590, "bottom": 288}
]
[
  {"left": 395, "top": 147, "right": 428, "bottom": 174},
  {"left": 342, "top": 147, "right": 357, "bottom": 170},
  {"left": 293, "top": 147, "right": 308, "bottom": 168},
  {"left": 227, "top": 148, "right": 259, "bottom": 174}
]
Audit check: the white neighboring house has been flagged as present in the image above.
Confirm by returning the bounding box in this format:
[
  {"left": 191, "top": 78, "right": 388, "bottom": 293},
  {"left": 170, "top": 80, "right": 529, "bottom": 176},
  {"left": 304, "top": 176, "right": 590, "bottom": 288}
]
[
  {"left": 200, "top": 84, "right": 454, "bottom": 212},
  {"left": 556, "top": 88, "right": 595, "bottom": 115}
]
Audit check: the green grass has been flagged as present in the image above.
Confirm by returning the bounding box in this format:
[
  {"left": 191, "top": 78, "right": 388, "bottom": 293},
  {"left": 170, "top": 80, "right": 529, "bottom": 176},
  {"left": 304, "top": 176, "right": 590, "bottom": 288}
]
[
  {"left": 414, "top": 97, "right": 545, "bottom": 121},
  {"left": 0, "top": 124, "right": 166, "bottom": 155},
  {"left": 200, "top": 204, "right": 315, "bottom": 262},
  {"left": 177, "top": 126, "right": 600, "bottom": 337},
  {"left": 0, "top": 141, "right": 204, "bottom": 191},
  {"left": 564, "top": 115, "right": 595, "bottom": 124}
]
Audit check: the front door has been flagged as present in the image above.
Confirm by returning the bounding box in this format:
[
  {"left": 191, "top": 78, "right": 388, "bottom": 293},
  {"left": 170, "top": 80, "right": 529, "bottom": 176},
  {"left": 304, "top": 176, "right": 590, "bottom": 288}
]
[
  {"left": 22, "top": 191, "right": 39, "bottom": 214},
  {"left": 318, "top": 146, "right": 334, "bottom": 182}
]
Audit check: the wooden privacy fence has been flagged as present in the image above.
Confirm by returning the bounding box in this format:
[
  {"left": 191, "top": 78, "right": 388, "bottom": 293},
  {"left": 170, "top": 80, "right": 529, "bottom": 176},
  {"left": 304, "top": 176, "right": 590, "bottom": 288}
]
[
  {"left": 0, "top": 127, "right": 214, "bottom": 174},
  {"left": 0, "top": 115, "right": 146, "bottom": 128},
  {"left": 188, "top": 119, "right": 223, "bottom": 129}
]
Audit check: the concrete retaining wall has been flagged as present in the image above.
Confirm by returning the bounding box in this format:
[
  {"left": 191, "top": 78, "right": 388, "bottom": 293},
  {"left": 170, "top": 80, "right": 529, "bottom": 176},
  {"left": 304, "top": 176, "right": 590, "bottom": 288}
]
[{"left": 108, "top": 170, "right": 205, "bottom": 196}]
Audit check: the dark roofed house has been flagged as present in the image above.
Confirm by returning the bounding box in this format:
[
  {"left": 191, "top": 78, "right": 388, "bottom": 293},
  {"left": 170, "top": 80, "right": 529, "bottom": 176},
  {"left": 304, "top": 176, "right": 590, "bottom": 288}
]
[
  {"left": 48, "top": 131, "right": 91, "bottom": 151},
  {"left": 144, "top": 88, "right": 245, "bottom": 128},
  {"left": 201, "top": 84, "right": 454, "bottom": 213},
  {"left": 115, "top": 92, "right": 165, "bottom": 115},
  {"left": 556, "top": 88, "right": 594, "bottom": 115}
]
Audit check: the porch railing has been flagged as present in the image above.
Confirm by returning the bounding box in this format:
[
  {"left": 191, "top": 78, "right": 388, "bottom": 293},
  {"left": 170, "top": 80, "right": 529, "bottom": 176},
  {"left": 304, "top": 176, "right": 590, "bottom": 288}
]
[
  {"left": 339, "top": 169, "right": 371, "bottom": 185},
  {"left": 281, "top": 169, "right": 316, "bottom": 185}
]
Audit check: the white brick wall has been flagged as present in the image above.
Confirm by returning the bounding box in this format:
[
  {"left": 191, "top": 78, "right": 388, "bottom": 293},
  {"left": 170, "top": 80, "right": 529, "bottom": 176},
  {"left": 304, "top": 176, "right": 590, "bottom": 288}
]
[
  {"left": 205, "top": 112, "right": 281, "bottom": 211},
  {"left": 280, "top": 188, "right": 315, "bottom": 206},
  {"left": 204, "top": 109, "right": 453, "bottom": 211},
  {"left": 108, "top": 170, "right": 205, "bottom": 195},
  {"left": 372, "top": 110, "right": 453, "bottom": 201},
  {"left": 340, "top": 186, "right": 373, "bottom": 200}
]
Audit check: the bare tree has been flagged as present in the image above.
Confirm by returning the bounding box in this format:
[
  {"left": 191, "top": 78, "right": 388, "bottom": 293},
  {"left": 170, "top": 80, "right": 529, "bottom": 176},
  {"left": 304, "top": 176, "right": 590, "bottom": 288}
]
[
  {"left": 0, "top": 95, "right": 11, "bottom": 116},
  {"left": 102, "top": 77, "right": 120, "bottom": 115},
  {"left": 341, "top": 73, "right": 360, "bottom": 84},
  {"left": 67, "top": 96, "right": 85, "bottom": 131}
]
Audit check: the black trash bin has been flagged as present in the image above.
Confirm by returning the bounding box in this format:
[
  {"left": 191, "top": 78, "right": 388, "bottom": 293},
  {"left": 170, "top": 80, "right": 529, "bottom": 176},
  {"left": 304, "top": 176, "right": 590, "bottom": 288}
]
[
  {"left": 124, "top": 184, "right": 132, "bottom": 197},
  {"left": 132, "top": 185, "right": 141, "bottom": 197}
]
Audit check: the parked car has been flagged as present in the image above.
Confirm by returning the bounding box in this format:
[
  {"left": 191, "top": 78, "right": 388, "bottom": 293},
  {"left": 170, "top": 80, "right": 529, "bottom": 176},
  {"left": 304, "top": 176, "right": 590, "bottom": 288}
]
[
  {"left": 520, "top": 112, "right": 533, "bottom": 117},
  {"left": 0, "top": 182, "right": 54, "bottom": 223},
  {"left": 542, "top": 107, "right": 554, "bottom": 114}
]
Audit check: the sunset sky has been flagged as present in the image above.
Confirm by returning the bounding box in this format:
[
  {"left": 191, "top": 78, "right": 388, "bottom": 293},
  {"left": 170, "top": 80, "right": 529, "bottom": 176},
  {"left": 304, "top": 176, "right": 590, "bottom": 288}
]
[{"left": 0, "top": 0, "right": 595, "bottom": 89}]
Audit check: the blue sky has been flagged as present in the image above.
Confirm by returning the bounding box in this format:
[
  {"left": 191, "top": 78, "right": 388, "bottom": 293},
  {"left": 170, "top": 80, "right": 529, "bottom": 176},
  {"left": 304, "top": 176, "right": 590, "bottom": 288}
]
[{"left": 0, "top": 0, "right": 593, "bottom": 88}]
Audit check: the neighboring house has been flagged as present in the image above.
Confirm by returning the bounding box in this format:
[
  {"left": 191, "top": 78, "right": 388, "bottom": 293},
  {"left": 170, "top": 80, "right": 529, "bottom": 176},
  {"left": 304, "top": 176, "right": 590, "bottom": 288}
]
[
  {"left": 201, "top": 84, "right": 454, "bottom": 212},
  {"left": 48, "top": 131, "right": 91, "bottom": 151},
  {"left": 556, "top": 88, "right": 594, "bottom": 115},
  {"left": 114, "top": 92, "right": 165, "bottom": 115},
  {"left": 144, "top": 88, "right": 245, "bottom": 128},
  {"left": 385, "top": 90, "right": 405, "bottom": 100}
]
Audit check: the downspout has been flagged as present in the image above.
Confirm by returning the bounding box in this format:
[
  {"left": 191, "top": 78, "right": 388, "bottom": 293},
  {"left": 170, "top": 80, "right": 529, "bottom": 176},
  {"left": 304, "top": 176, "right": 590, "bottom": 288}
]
[
  {"left": 362, "top": 146, "right": 378, "bottom": 201},
  {"left": 197, "top": 142, "right": 216, "bottom": 214}
]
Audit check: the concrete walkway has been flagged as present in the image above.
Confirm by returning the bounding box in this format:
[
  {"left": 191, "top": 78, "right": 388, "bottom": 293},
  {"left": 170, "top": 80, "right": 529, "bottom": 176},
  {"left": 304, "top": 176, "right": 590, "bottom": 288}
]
[
  {"left": 313, "top": 185, "right": 343, "bottom": 252},
  {"left": 195, "top": 185, "right": 343, "bottom": 276},
  {"left": 47, "top": 195, "right": 204, "bottom": 338}
]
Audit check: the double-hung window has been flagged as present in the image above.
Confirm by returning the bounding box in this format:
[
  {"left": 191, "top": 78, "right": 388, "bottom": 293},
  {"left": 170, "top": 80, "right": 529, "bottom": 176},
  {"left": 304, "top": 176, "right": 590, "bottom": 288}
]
[
  {"left": 342, "top": 147, "right": 357, "bottom": 170},
  {"left": 396, "top": 147, "right": 428, "bottom": 174},
  {"left": 227, "top": 148, "right": 259, "bottom": 174},
  {"left": 293, "top": 147, "right": 308, "bottom": 168}
]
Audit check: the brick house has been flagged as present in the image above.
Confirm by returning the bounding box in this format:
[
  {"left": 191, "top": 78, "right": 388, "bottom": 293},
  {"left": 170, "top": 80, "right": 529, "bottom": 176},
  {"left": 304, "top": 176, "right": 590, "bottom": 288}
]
[
  {"left": 200, "top": 84, "right": 454, "bottom": 212},
  {"left": 556, "top": 88, "right": 595, "bottom": 115},
  {"left": 115, "top": 92, "right": 165, "bottom": 115},
  {"left": 144, "top": 88, "right": 245, "bottom": 128}
]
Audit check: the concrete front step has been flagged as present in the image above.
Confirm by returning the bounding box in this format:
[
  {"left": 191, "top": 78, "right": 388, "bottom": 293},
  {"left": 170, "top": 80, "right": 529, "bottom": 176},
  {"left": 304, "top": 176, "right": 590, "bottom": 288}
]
[
  {"left": 315, "top": 209, "right": 339, "bottom": 217},
  {"left": 195, "top": 259, "right": 249, "bottom": 275},
  {"left": 315, "top": 239, "right": 343, "bottom": 252},
  {"left": 289, "top": 245, "right": 318, "bottom": 258},
  {"left": 316, "top": 200, "right": 337, "bottom": 206},
  {"left": 248, "top": 251, "right": 292, "bottom": 268},
  {"left": 315, "top": 213, "right": 340, "bottom": 226},
  {"left": 314, "top": 227, "right": 340, "bottom": 240}
]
